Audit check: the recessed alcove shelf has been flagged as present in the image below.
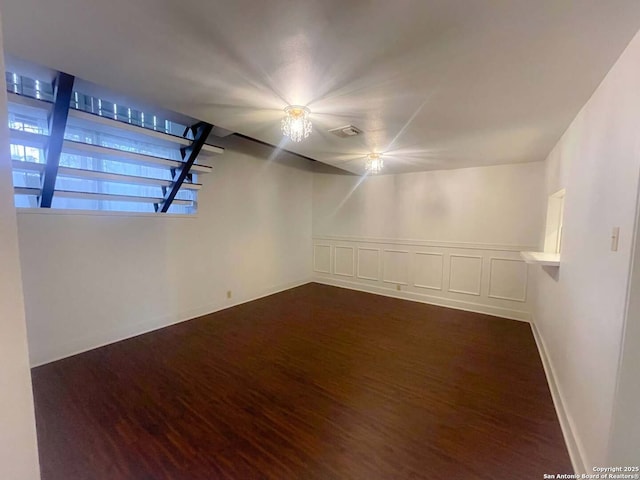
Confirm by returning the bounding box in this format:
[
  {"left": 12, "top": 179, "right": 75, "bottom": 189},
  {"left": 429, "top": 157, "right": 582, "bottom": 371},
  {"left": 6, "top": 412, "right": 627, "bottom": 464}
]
[{"left": 520, "top": 251, "right": 560, "bottom": 267}]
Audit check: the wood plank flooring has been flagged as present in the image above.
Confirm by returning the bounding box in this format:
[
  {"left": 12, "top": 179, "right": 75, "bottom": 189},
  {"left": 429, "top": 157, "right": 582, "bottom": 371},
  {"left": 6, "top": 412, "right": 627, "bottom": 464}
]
[{"left": 31, "top": 283, "right": 572, "bottom": 479}]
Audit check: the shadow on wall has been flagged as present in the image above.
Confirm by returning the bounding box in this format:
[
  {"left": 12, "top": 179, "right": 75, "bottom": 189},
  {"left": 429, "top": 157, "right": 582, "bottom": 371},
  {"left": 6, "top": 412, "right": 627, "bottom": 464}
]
[
  {"left": 210, "top": 134, "right": 318, "bottom": 173},
  {"left": 312, "top": 162, "right": 358, "bottom": 175},
  {"left": 542, "top": 265, "right": 560, "bottom": 281}
]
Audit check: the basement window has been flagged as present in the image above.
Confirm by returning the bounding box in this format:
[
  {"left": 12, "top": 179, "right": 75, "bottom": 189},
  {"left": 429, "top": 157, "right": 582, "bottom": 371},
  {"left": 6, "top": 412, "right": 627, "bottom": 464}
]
[{"left": 6, "top": 71, "right": 221, "bottom": 214}]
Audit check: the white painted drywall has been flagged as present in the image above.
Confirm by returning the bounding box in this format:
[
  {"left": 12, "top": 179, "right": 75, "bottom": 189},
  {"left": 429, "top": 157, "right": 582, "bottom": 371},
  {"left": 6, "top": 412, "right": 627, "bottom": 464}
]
[
  {"left": 532, "top": 29, "right": 640, "bottom": 472},
  {"left": 607, "top": 180, "right": 640, "bottom": 465},
  {"left": 0, "top": 16, "right": 41, "bottom": 480},
  {"left": 313, "top": 162, "right": 545, "bottom": 246},
  {"left": 17, "top": 136, "right": 313, "bottom": 366},
  {"left": 311, "top": 162, "right": 545, "bottom": 319}
]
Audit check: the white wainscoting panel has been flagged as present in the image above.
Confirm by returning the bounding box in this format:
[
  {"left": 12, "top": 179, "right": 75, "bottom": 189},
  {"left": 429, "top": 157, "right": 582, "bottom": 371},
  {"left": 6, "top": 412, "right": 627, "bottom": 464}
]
[
  {"left": 449, "top": 255, "right": 483, "bottom": 296},
  {"left": 383, "top": 250, "right": 410, "bottom": 285},
  {"left": 413, "top": 252, "right": 443, "bottom": 290},
  {"left": 313, "top": 244, "right": 331, "bottom": 273},
  {"left": 357, "top": 248, "right": 380, "bottom": 280},
  {"left": 489, "top": 258, "right": 528, "bottom": 302},
  {"left": 312, "top": 236, "right": 536, "bottom": 322},
  {"left": 334, "top": 246, "right": 355, "bottom": 277}
]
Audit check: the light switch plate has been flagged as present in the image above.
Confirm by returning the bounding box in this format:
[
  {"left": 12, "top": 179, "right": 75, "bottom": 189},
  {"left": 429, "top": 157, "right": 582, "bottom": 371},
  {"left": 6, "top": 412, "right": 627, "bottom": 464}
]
[{"left": 611, "top": 227, "right": 620, "bottom": 252}]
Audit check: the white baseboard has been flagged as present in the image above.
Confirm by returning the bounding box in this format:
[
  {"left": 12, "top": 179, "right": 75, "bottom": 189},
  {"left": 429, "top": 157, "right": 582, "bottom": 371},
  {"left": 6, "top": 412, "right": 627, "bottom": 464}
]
[
  {"left": 530, "top": 321, "right": 588, "bottom": 474},
  {"left": 30, "top": 278, "right": 313, "bottom": 368},
  {"left": 313, "top": 276, "right": 531, "bottom": 322}
]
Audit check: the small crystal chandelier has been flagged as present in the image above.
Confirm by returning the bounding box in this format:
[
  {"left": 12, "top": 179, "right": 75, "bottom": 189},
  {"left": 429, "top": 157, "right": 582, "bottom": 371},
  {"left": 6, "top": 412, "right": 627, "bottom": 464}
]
[
  {"left": 366, "top": 153, "right": 384, "bottom": 174},
  {"left": 281, "top": 105, "right": 312, "bottom": 142}
]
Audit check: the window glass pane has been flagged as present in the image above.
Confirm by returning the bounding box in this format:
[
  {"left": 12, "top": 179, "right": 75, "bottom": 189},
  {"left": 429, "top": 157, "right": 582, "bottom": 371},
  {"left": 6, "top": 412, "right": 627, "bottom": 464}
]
[
  {"left": 11, "top": 144, "right": 45, "bottom": 163},
  {"left": 7, "top": 71, "right": 200, "bottom": 215},
  {"left": 167, "top": 203, "right": 196, "bottom": 215},
  {"left": 64, "top": 125, "right": 182, "bottom": 160},
  {"left": 55, "top": 176, "right": 164, "bottom": 198},
  {"left": 60, "top": 153, "right": 171, "bottom": 180},
  {"left": 6, "top": 72, "right": 20, "bottom": 93},
  {"left": 12, "top": 171, "right": 41, "bottom": 188},
  {"left": 68, "top": 90, "right": 189, "bottom": 137},
  {"left": 10, "top": 74, "right": 54, "bottom": 101},
  {"left": 175, "top": 189, "right": 196, "bottom": 202},
  {"left": 51, "top": 196, "right": 156, "bottom": 213},
  {"left": 8, "top": 111, "right": 49, "bottom": 134},
  {"left": 14, "top": 194, "right": 38, "bottom": 208}
]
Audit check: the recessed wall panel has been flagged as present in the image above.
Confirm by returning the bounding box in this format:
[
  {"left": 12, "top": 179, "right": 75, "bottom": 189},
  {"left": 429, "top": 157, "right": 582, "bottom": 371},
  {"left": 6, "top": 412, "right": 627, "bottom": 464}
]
[
  {"left": 383, "top": 250, "right": 409, "bottom": 284},
  {"left": 313, "top": 244, "right": 331, "bottom": 273},
  {"left": 334, "top": 246, "right": 355, "bottom": 277},
  {"left": 414, "top": 252, "right": 443, "bottom": 290},
  {"left": 357, "top": 248, "right": 380, "bottom": 280},
  {"left": 449, "top": 255, "right": 482, "bottom": 296}
]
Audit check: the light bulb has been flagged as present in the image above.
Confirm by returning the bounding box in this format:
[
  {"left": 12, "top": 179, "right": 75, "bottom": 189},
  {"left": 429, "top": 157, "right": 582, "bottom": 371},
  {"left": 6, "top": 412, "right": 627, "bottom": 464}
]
[
  {"left": 282, "top": 105, "right": 312, "bottom": 142},
  {"left": 366, "top": 153, "right": 384, "bottom": 174}
]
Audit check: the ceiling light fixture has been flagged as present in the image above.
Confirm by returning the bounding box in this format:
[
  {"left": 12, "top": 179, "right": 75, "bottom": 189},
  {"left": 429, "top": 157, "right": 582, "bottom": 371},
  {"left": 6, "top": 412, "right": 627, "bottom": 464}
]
[
  {"left": 281, "top": 105, "right": 312, "bottom": 143},
  {"left": 366, "top": 153, "right": 384, "bottom": 174}
]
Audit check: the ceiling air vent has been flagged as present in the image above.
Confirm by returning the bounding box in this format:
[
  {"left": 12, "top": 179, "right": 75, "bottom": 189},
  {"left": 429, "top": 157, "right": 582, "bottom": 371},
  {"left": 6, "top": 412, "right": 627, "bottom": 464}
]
[{"left": 328, "top": 125, "right": 362, "bottom": 138}]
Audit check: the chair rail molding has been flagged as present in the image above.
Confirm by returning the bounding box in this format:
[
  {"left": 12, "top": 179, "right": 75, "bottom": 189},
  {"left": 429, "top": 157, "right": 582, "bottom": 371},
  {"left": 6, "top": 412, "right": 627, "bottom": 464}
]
[{"left": 313, "top": 234, "right": 537, "bottom": 253}]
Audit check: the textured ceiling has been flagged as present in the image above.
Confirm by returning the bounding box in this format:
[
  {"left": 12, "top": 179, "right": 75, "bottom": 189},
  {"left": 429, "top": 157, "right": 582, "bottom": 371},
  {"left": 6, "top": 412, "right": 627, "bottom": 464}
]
[{"left": 1, "top": 0, "right": 640, "bottom": 174}]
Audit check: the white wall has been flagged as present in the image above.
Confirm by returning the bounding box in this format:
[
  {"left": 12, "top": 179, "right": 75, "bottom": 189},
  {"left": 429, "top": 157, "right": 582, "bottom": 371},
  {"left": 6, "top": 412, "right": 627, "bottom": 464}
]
[
  {"left": 532, "top": 30, "right": 640, "bottom": 472},
  {"left": 0, "top": 15, "right": 41, "bottom": 480},
  {"left": 18, "top": 136, "right": 313, "bottom": 366},
  {"left": 607, "top": 188, "right": 640, "bottom": 465},
  {"left": 312, "top": 162, "right": 545, "bottom": 320},
  {"left": 313, "top": 162, "right": 545, "bottom": 245}
]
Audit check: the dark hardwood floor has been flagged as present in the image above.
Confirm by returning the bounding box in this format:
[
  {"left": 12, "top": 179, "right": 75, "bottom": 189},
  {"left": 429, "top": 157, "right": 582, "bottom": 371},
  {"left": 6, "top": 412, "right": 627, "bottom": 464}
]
[{"left": 31, "top": 283, "right": 571, "bottom": 479}]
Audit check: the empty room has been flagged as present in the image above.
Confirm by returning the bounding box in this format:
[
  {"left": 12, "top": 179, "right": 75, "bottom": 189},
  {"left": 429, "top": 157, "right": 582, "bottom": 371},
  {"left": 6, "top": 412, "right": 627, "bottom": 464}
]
[{"left": 1, "top": 1, "right": 640, "bottom": 479}]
